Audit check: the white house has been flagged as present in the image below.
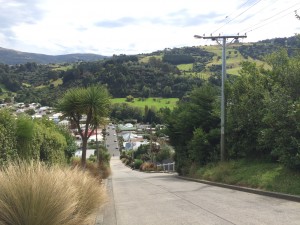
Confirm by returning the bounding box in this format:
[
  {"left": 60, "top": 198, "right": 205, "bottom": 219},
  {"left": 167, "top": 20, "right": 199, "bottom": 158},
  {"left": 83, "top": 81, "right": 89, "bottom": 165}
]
[{"left": 74, "top": 149, "right": 96, "bottom": 158}]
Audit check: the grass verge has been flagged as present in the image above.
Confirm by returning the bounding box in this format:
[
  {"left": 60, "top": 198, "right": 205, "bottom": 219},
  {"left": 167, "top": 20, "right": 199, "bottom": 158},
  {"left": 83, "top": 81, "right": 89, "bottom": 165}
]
[{"left": 189, "top": 160, "right": 300, "bottom": 196}]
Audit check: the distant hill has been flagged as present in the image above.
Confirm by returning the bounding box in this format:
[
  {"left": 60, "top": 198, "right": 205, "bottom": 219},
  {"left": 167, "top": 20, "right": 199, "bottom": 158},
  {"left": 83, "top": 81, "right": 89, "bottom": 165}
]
[{"left": 0, "top": 47, "right": 107, "bottom": 65}]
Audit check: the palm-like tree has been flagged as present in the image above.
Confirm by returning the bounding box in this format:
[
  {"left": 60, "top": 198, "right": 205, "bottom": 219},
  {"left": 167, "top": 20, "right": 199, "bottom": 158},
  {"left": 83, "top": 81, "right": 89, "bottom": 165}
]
[{"left": 56, "top": 85, "right": 111, "bottom": 167}]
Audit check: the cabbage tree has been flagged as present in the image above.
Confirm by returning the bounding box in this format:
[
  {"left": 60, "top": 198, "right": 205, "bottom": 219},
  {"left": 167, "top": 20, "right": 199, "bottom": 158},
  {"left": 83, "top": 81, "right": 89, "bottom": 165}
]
[{"left": 56, "top": 85, "right": 111, "bottom": 167}]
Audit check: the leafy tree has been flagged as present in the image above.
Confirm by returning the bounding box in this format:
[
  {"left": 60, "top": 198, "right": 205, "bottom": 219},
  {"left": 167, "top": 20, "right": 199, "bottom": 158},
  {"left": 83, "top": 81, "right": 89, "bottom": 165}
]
[
  {"left": 156, "top": 144, "right": 173, "bottom": 163},
  {"left": 16, "top": 115, "right": 36, "bottom": 160},
  {"left": 143, "top": 106, "right": 159, "bottom": 124},
  {"left": 110, "top": 103, "right": 143, "bottom": 122},
  {"left": 226, "top": 50, "right": 300, "bottom": 169},
  {"left": 56, "top": 85, "right": 111, "bottom": 167},
  {"left": 0, "top": 109, "right": 17, "bottom": 164},
  {"left": 162, "top": 86, "right": 172, "bottom": 97},
  {"left": 134, "top": 144, "right": 150, "bottom": 160},
  {"left": 227, "top": 61, "right": 270, "bottom": 159},
  {"left": 166, "top": 85, "right": 220, "bottom": 174},
  {"left": 57, "top": 126, "right": 77, "bottom": 162},
  {"left": 126, "top": 95, "right": 134, "bottom": 102},
  {"left": 142, "top": 86, "right": 151, "bottom": 98},
  {"left": 259, "top": 50, "right": 300, "bottom": 168}
]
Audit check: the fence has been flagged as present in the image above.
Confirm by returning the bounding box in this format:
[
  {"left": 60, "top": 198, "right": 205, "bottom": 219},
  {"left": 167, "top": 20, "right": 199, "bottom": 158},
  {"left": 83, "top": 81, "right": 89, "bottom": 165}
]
[{"left": 156, "top": 162, "right": 175, "bottom": 172}]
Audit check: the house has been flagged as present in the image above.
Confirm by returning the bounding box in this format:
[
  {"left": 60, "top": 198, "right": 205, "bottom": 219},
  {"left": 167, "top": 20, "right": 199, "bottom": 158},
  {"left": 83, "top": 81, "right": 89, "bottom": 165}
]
[
  {"left": 122, "top": 132, "right": 143, "bottom": 142},
  {"left": 118, "top": 123, "right": 136, "bottom": 132},
  {"left": 58, "top": 119, "right": 69, "bottom": 127},
  {"left": 74, "top": 149, "right": 96, "bottom": 159},
  {"left": 88, "top": 133, "right": 103, "bottom": 142}
]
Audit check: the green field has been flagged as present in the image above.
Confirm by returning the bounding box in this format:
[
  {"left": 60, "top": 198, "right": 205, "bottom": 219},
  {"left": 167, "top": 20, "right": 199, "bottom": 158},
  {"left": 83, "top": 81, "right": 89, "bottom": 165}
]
[
  {"left": 51, "top": 64, "right": 73, "bottom": 71},
  {"left": 111, "top": 98, "right": 179, "bottom": 109},
  {"left": 177, "top": 63, "right": 193, "bottom": 71},
  {"left": 51, "top": 78, "right": 63, "bottom": 87},
  {"left": 139, "top": 54, "right": 163, "bottom": 63}
]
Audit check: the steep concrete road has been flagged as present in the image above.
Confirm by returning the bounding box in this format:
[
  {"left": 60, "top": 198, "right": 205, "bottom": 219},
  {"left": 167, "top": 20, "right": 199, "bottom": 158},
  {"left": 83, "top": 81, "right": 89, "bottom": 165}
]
[{"left": 97, "top": 157, "right": 300, "bottom": 225}]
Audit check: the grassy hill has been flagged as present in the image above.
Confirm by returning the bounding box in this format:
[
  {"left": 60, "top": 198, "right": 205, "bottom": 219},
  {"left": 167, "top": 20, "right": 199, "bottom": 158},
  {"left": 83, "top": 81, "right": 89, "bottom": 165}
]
[
  {"left": 174, "top": 44, "right": 270, "bottom": 79},
  {"left": 206, "top": 44, "right": 270, "bottom": 73}
]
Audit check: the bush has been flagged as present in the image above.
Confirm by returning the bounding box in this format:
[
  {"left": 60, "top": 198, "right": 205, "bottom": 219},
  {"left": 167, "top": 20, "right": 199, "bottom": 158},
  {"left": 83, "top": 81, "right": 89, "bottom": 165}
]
[
  {"left": 133, "top": 159, "right": 143, "bottom": 170},
  {"left": 156, "top": 145, "right": 172, "bottom": 162},
  {"left": 140, "top": 162, "right": 156, "bottom": 171},
  {"left": 0, "top": 161, "right": 107, "bottom": 225}
]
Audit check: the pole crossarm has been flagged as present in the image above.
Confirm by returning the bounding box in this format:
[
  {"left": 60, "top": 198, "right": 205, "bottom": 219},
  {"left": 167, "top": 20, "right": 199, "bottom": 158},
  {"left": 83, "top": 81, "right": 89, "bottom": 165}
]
[{"left": 194, "top": 35, "right": 247, "bottom": 40}]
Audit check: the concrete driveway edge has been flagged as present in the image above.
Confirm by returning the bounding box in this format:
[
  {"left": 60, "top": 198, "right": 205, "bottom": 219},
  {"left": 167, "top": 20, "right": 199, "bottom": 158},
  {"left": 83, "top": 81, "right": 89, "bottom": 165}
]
[{"left": 177, "top": 175, "right": 300, "bottom": 203}]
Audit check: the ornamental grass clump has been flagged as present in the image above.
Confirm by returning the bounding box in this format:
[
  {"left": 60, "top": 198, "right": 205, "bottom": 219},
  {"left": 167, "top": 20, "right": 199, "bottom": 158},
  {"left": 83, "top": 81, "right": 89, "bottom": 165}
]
[{"left": 0, "top": 161, "right": 107, "bottom": 225}]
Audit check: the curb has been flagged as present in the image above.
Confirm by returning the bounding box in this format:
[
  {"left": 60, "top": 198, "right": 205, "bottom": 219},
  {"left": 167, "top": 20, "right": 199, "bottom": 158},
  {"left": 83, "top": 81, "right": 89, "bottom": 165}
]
[{"left": 177, "top": 175, "right": 300, "bottom": 203}]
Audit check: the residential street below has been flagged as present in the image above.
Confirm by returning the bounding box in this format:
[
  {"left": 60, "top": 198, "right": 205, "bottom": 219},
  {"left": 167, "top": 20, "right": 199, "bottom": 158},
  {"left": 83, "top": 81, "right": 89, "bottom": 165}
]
[{"left": 96, "top": 157, "right": 300, "bottom": 225}]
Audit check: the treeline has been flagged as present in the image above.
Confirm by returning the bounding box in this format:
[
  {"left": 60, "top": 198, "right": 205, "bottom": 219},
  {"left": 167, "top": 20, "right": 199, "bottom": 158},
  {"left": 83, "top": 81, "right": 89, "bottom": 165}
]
[
  {"left": 237, "top": 36, "right": 300, "bottom": 60},
  {"left": 166, "top": 49, "right": 300, "bottom": 174},
  {"left": 110, "top": 102, "right": 170, "bottom": 124},
  {"left": 0, "top": 110, "right": 76, "bottom": 165},
  {"left": 161, "top": 46, "right": 214, "bottom": 72}
]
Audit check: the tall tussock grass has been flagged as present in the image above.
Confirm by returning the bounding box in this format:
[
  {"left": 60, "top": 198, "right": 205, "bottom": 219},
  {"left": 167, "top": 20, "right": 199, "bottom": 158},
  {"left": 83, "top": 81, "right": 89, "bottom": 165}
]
[
  {"left": 0, "top": 161, "right": 107, "bottom": 225},
  {"left": 71, "top": 157, "right": 111, "bottom": 180}
]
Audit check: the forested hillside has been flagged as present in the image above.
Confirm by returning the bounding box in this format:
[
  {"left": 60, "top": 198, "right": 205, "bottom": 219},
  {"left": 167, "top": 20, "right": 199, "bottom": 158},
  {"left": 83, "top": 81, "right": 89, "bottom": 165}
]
[{"left": 0, "top": 35, "right": 299, "bottom": 107}]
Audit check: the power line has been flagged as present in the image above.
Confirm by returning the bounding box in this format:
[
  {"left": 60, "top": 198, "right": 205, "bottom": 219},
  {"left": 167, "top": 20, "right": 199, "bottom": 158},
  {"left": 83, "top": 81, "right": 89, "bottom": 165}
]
[
  {"left": 233, "top": 0, "right": 280, "bottom": 24},
  {"left": 223, "top": 0, "right": 257, "bottom": 22},
  {"left": 242, "top": 4, "right": 300, "bottom": 33},
  {"left": 211, "top": 0, "right": 263, "bottom": 34}
]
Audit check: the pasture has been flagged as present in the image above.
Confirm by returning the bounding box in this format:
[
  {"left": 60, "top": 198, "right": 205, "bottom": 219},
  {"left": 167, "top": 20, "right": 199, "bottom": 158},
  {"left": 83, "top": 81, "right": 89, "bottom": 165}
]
[{"left": 111, "top": 97, "right": 179, "bottom": 110}]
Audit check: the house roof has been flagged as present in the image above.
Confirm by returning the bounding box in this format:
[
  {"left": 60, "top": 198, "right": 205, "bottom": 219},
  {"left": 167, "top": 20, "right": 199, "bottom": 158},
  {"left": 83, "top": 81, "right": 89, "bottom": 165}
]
[
  {"left": 122, "top": 132, "right": 140, "bottom": 141},
  {"left": 118, "top": 123, "right": 138, "bottom": 131}
]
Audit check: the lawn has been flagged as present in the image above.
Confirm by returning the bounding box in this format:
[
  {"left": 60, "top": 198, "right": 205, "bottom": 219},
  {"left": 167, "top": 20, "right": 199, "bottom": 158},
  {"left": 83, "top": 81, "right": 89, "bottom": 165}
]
[{"left": 111, "top": 97, "right": 179, "bottom": 110}]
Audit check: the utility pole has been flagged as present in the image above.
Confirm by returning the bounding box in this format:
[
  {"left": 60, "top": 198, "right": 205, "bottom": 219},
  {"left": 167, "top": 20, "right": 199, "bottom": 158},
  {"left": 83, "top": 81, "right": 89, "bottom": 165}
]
[{"left": 194, "top": 34, "right": 246, "bottom": 161}]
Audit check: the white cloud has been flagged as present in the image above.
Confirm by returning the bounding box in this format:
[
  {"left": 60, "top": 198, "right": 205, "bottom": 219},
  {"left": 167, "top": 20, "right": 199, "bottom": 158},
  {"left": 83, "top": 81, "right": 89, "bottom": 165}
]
[{"left": 0, "top": 0, "right": 300, "bottom": 56}]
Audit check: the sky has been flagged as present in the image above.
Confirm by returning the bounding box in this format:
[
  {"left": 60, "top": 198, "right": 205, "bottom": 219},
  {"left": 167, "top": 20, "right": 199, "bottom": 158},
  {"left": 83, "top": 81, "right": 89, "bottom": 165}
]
[{"left": 0, "top": 0, "right": 300, "bottom": 56}]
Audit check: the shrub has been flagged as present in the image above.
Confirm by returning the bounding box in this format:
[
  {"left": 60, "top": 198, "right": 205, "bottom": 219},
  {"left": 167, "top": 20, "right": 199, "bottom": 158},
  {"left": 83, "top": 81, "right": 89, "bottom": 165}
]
[
  {"left": 121, "top": 158, "right": 127, "bottom": 163},
  {"left": 133, "top": 159, "right": 143, "bottom": 170},
  {"left": 0, "top": 161, "right": 107, "bottom": 225},
  {"left": 156, "top": 145, "right": 172, "bottom": 162},
  {"left": 140, "top": 162, "right": 156, "bottom": 171}
]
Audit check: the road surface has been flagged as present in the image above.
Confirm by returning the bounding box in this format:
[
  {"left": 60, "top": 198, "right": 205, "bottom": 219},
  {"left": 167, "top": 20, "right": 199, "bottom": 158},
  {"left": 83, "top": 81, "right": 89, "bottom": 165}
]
[
  {"left": 105, "top": 124, "right": 120, "bottom": 157},
  {"left": 97, "top": 157, "right": 300, "bottom": 225}
]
